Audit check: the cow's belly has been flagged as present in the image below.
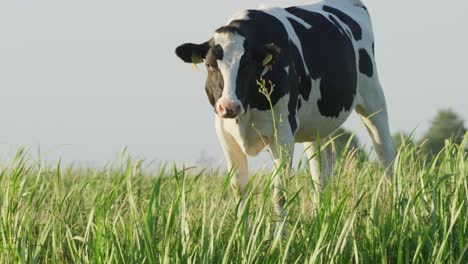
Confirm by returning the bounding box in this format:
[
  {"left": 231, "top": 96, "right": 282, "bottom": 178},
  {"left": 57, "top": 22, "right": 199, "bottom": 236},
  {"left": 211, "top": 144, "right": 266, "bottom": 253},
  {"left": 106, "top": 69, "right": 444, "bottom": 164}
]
[{"left": 294, "top": 94, "right": 356, "bottom": 142}]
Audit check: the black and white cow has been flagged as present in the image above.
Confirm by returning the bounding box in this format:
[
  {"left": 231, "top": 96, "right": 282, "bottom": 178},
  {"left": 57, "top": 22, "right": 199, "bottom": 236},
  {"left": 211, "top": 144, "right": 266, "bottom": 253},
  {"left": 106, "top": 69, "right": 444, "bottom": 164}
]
[{"left": 176, "top": 0, "right": 396, "bottom": 230}]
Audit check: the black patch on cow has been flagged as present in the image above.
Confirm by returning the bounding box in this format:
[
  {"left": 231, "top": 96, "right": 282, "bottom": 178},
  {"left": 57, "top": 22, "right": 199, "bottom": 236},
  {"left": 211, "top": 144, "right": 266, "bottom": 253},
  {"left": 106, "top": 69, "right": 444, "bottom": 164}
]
[
  {"left": 211, "top": 44, "right": 224, "bottom": 60},
  {"left": 235, "top": 10, "right": 316, "bottom": 132},
  {"left": 282, "top": 39, "right": 314, "bottom": 133},
  {"left": 358, "top": 49, "right": 373, "bottom": 77},
  {"left": 288, "top": 113, "right": 297, "bottom": 133},
  {"left": 203, "top": 43, "right": 230, "bottom": 107},
  {"left": 285, "top": 7, "right": 357, "bottom": 118},
  {"left": 204, "top": 63, "right": 223, "bottom": 107},
  {"left": 372, "top": 42, "right": 375, "bottom": 55},
  {"left": 288, "top": 43, "right": 312, "bottom": 101},
  {"left": 175, "top": 41, "right": 212, "bottom": 63},
  {"left": 322, "top": 5, "right": 362, "bottom": 41},
  {"left": 232, "top": 10, "right": 291, "bottom": 112},
  {"left": 204, "top": 45, "right": 223, "bottom": 70},
  {"left": 297, "top": 98, "right": 302, "bottom": 110},
  {"left": 284, "top": 44, "right": 299, "bottom": 133}
]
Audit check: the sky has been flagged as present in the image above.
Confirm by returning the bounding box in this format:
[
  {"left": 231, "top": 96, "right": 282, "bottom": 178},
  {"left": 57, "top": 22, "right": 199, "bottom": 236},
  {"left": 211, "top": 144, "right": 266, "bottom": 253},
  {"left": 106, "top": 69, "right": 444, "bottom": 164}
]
[{"left": 0, "top": 0, "right": 467, "bottom": 168}]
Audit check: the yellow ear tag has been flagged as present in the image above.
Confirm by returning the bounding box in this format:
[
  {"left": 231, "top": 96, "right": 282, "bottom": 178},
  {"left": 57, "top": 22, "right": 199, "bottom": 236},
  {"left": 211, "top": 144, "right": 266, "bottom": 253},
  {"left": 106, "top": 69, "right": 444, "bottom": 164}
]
[
  {"left": 191, "top": 54, "right": 204, "bottom": 71},
  {"left": 262, "top": 53, "right": 273, "bottom": 66}
]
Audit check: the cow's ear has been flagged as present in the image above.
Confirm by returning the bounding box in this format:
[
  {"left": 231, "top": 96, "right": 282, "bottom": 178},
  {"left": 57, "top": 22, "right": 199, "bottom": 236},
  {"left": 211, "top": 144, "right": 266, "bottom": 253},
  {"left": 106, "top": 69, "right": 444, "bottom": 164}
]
[
  {"left": 175, "top": 40, "right": 212, "bottom": 64},
  {"left": 256, "top": 43, "right": 281, "bottom": 66}
]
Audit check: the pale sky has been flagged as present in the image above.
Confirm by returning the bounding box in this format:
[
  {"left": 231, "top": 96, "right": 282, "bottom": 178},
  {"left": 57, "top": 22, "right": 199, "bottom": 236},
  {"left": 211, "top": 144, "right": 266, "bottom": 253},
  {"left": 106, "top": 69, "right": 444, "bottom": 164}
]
[{"left": 0, "top": 0, "right": 467, "bottom": 167}]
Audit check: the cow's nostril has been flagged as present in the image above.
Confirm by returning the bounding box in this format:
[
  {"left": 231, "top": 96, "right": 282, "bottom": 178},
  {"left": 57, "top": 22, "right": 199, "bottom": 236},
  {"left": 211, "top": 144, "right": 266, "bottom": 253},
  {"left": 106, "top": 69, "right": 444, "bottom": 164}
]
[
  {"left": 225, "top": 104, "right": 240, "bottom": 115},
  {"left": 218, "top": 104, "right": 225, "bottom": 113}
]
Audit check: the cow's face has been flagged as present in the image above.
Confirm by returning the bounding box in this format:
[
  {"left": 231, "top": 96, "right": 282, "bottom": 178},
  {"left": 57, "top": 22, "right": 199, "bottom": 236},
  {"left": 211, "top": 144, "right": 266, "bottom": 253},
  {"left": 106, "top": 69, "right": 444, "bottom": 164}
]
[{"left": 176, "top": 28, "right": 280, "bottom": 119}]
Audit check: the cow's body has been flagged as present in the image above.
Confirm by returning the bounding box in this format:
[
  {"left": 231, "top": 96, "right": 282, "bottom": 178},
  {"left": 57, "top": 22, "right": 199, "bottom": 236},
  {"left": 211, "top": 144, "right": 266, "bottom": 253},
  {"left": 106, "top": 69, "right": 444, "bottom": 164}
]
[
  {"left": 176, "top": 0, "right": 396, "bottom": 234},
  {"left": 218, "top": 1, "right": 372, "bottom": 153}
]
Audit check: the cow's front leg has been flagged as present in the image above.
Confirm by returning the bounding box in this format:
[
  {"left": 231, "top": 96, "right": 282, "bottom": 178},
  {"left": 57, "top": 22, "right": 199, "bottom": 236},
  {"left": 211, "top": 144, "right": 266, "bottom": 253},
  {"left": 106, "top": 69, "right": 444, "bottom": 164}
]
[
  {"left": 269, "top": 134, "right": 294, "bottom": 237},
  {"left": 215, "top": 120, "right": 249, "bottom": 217}
]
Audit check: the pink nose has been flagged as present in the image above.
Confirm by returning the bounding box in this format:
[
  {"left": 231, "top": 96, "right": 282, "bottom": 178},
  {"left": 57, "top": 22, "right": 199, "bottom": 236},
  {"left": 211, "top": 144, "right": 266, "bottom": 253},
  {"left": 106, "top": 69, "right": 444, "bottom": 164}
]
[{"left": 217, "top": 101, "right": 241, "bottom": 118}]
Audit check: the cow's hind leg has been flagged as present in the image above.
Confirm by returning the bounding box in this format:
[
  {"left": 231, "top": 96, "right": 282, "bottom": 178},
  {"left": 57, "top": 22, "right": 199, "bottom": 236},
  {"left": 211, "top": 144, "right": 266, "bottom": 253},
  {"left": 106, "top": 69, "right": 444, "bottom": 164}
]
[
  {"left": 356, "top": 80, "right": 397, "bottom": 185},
  {"left": 304, "top": 137, "right": 335, "bottom": 206}
]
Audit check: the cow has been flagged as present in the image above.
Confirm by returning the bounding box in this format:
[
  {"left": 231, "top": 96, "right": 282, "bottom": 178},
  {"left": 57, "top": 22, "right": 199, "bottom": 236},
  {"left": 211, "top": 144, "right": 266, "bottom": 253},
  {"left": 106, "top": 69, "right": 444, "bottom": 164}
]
[{"left": 175, "top": 0, "right": 396, "bottom": 234}]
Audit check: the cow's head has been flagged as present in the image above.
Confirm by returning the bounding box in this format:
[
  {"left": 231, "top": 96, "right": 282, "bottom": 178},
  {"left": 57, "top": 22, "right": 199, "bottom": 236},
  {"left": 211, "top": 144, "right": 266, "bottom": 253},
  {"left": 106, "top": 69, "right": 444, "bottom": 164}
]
[{"left": 175, "top": 27, "right": 281, "bottom": 119}]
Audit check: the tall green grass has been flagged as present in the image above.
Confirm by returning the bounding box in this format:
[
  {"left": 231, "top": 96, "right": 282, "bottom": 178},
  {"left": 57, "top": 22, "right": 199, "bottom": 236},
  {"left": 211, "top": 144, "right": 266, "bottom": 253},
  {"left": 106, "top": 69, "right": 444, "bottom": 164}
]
[{"left": 0, "top": 137, "right": 467, "bottom": 263}]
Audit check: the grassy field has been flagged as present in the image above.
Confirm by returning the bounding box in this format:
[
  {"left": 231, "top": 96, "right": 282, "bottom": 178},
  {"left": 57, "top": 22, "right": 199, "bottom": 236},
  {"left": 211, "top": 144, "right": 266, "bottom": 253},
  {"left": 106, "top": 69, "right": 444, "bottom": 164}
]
[{"left": 0, "top": 138, "right": 467, "bottom": 263}]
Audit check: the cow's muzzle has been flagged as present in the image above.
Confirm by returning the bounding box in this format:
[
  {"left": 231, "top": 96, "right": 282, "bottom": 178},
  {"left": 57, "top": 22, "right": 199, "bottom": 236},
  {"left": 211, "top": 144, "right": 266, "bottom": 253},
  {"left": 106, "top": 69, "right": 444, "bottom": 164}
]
[{"left": 217, "top": 100, "right": 243, "bottom": 119}]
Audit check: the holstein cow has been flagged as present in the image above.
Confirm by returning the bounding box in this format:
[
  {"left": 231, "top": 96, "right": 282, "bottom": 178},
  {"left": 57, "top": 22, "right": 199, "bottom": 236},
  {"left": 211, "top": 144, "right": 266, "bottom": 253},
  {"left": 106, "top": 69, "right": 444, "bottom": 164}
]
[{"left": 175, "top": 0, "right": 396, "bottom": 231}]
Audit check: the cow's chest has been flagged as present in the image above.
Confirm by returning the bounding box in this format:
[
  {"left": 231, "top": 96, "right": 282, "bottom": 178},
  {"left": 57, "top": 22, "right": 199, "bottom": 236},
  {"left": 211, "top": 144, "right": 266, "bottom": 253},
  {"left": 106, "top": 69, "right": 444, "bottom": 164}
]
[{"left": 219, "top": 111, "right": 274, "bottom": 157}]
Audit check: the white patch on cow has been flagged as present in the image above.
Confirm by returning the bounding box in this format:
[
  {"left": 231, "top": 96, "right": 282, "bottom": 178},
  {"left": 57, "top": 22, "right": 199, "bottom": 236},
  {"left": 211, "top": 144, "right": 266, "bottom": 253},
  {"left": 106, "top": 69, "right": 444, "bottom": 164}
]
[
  {"left": 295, "top": 77, "right": 354, "bottom": 142},
  {"left": 228, "top": 10, "right": 250, "bottom": 23},
  {"left": 262, "top": 6, "right": 312, "bottom": 30},
  {"left": 213, "top": 32, "right": 246, "bottom": 110},
  {"left": 284, "top": 66, "right": 290, "bottom": 74},
  {"left": 328, "top": 15, "right": 349, "bottom": 36},
  {"left": 312, "top": 78, "right": 322, "bottom": 101},
  {"left": 298, "top": 0, "right": 373, "bottom": 44},
  {"left": 292, "top": 2, "right": 352, "bottom": 31},
  {"left": 260, "top": 7, "right": 312, "bottom": 77}
]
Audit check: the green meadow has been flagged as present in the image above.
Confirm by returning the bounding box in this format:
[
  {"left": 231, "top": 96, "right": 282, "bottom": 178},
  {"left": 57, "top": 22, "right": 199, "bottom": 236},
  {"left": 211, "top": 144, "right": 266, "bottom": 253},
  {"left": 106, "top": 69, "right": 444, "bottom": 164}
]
[{"left": 1, "top": 137, "right": 467, "bottom": 263}]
